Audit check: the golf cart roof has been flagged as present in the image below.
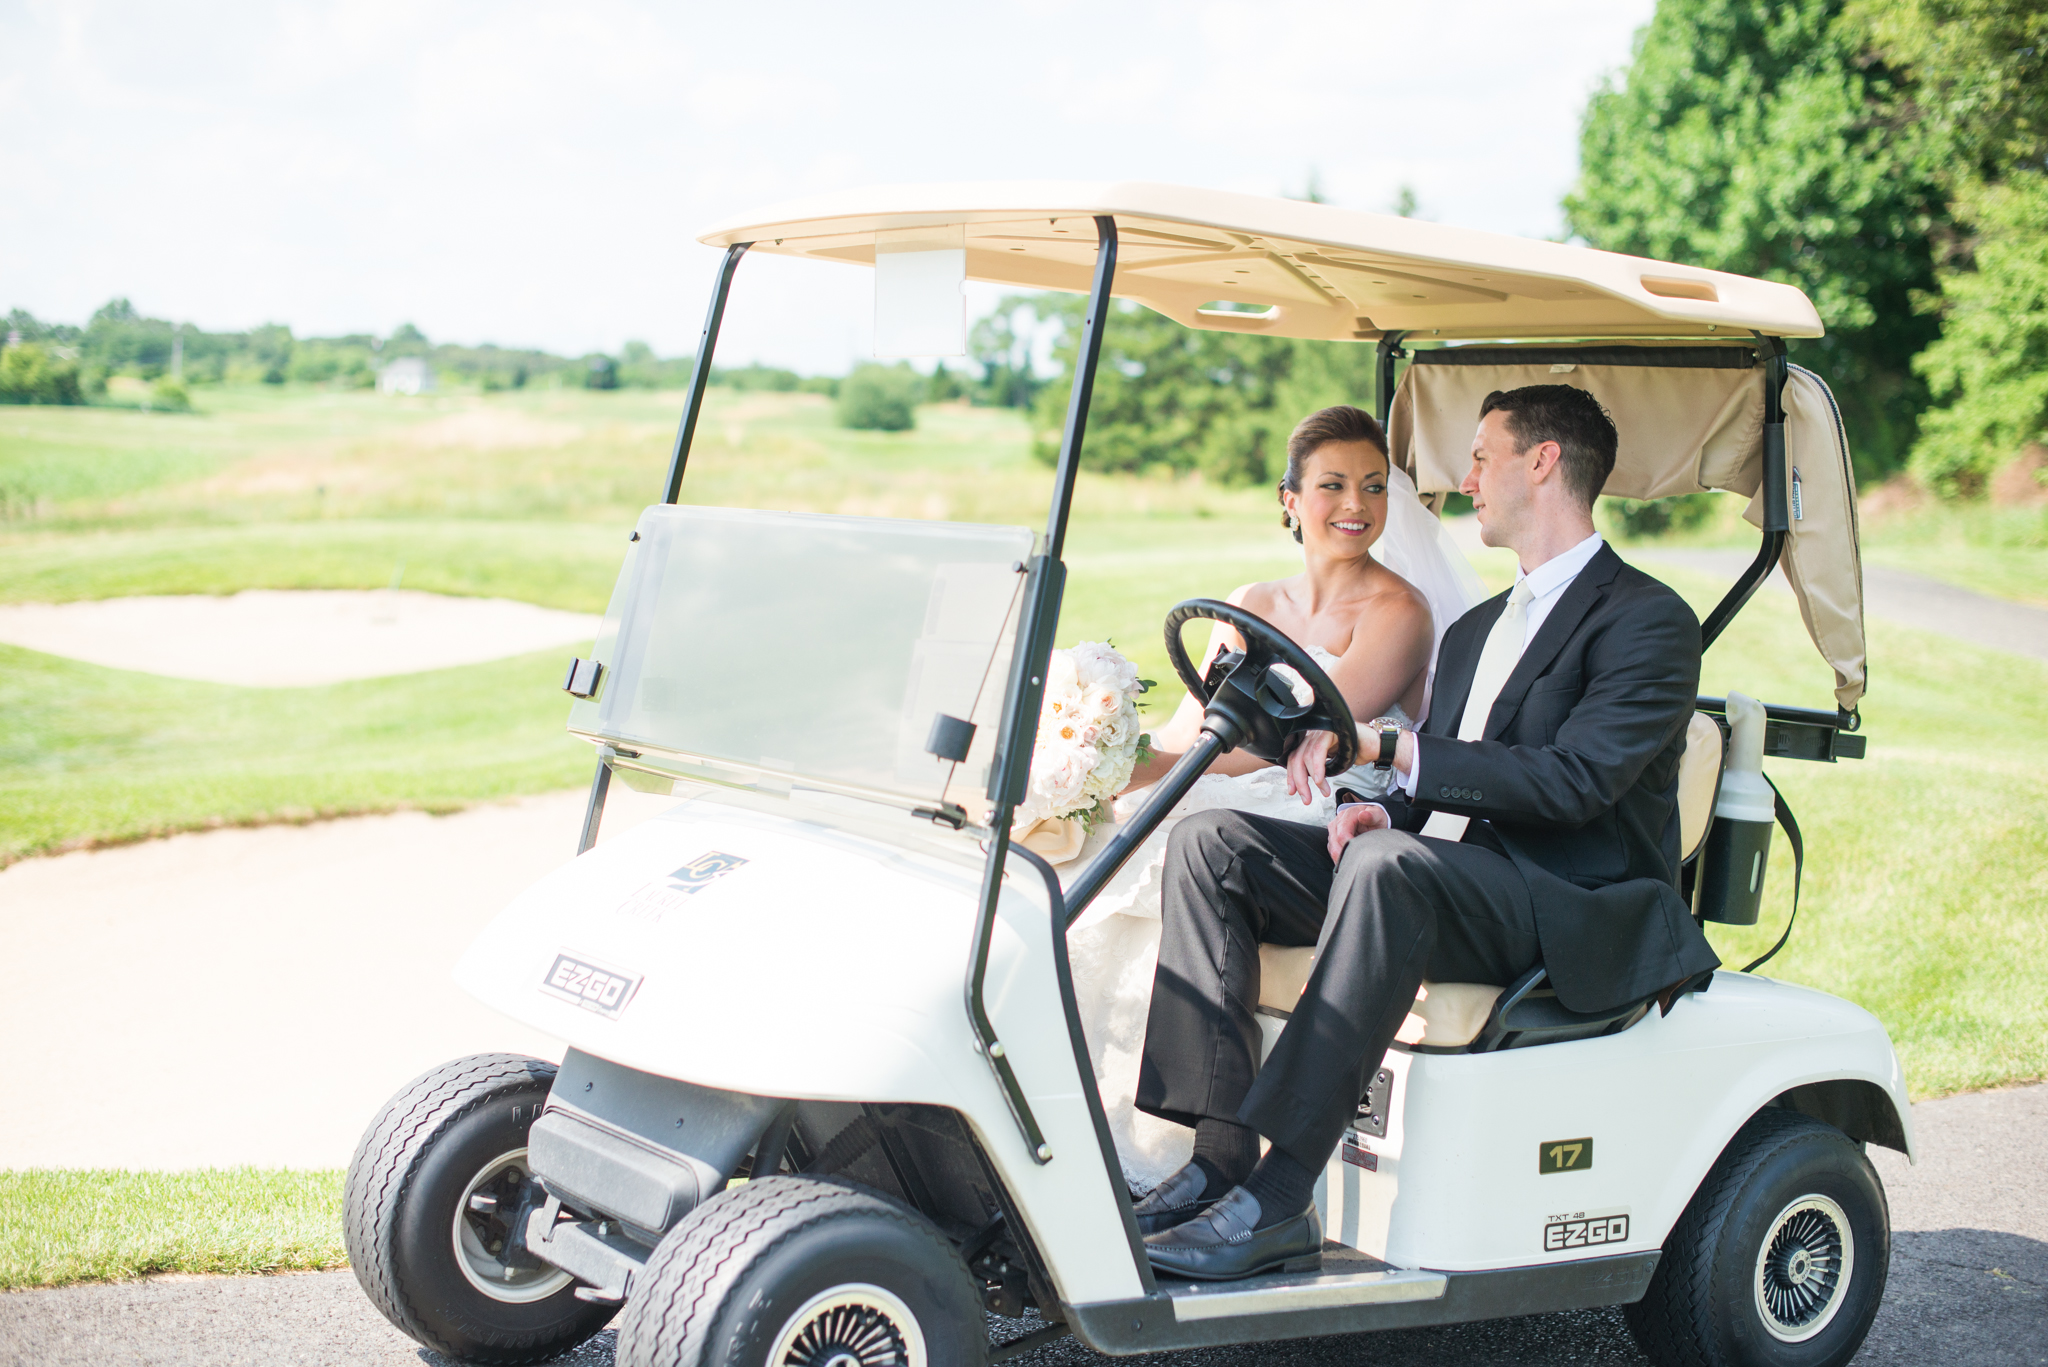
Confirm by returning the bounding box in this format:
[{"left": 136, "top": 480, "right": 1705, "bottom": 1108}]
[{"left": 697, "top": 180, "right": 1824, "bottom": 343}]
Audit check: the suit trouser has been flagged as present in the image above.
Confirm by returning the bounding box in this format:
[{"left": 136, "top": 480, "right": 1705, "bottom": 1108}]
[{"left": 1136, "top": 809, "right": 1541, "bottom": 1168}]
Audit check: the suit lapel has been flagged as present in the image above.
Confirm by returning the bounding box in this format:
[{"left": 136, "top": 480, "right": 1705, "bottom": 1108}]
[
  {"left": 1428, "top": 591, "right": 1506, "bottom": 734},
  {"left": 1485, "top": 545, "right": 1623, "bottom": 739}
]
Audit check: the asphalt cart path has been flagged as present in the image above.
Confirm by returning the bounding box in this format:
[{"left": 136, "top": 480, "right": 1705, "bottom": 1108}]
[
  {"left": 1626, "top": 548, "right": 2048, "bottom": 663},
  {"left": 5, "top": 1084, "right": 2040, "bottom": 1366},
  {"left": 1437, "top": 516, "right": 2048, "bottom": 663}
]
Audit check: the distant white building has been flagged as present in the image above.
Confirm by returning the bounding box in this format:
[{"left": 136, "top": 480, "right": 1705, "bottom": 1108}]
[{"left": 377, "top": 357, "right": 435, "bottom": 395}]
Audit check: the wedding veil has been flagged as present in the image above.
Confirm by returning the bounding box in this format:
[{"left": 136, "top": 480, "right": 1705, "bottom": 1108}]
[{"left": 1371, "top": 465, "right": 1487, "bottom": 717}]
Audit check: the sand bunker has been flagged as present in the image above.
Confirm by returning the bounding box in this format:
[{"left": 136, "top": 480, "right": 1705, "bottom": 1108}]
[
  {"left": 0, "top": 784, "right": 678, "bottom": 1168},
  {"left": 0, "top": 589, "right": 602, "bottom": 686}
]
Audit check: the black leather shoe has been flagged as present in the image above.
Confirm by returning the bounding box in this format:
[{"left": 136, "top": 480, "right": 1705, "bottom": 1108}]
[
  {"left": 1143, "top": 1186, "right": 1324, "bottom": 1281},
  {"left": 1130, "top": 1162, "right": 1221, "bottom": 1235}
]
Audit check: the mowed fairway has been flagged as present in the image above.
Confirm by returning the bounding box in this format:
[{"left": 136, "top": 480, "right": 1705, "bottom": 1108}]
[{"left": 3, "top": 383, "right": 2043, "bottom": 1106}]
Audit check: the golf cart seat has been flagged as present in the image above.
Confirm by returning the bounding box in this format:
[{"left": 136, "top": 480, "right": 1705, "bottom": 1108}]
[
  {"left": 1253, "top": 711, "right": 1727, "bottom": 1050},
  {"left": 1676, "top": 710, "right": 1724, "bottom": 862},
  {"left": 1257, "top": 951, "right": 1502, "bottom": 1048},
  {"left": 1255, "top": 950, "right": 1678, "bottom": 1053}
]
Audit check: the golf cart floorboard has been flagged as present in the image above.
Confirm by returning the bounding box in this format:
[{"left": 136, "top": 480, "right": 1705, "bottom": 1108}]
[{"left": 1066, "top": 1247, "right": 1660, "bottom": 1355}]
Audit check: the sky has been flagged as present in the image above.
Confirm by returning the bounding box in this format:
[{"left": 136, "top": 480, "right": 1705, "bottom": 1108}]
[{"left": 2, "top": 0, "right": 1656, "bottom": 375}]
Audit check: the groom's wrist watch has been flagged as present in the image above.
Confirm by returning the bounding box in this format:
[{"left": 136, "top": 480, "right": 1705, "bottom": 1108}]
[{"left": 1369, "top": 717, "right": 1405, "bottom": 772}]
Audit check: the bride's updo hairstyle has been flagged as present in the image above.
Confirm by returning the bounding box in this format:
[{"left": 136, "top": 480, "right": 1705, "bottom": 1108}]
[{"left": 1278, "top": 405, "right": 1390, "bottom": 543}]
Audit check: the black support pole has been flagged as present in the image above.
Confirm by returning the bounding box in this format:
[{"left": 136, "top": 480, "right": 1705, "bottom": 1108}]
[
  {"left": 1061, "top": 729, "right": 1228, "bottom": 924},
  {"left": 661, "top": 242, "right": 751, "bottom": 505},
  {"left": 1701, "top": 337, "right": 1790, "bottom": 648},
  {"left": 578, "top": 245, "right": 750, "bottom": 855},
  {"left": 1042, "top": 217, "right": 1118, "bottom": 561},
  {"left": 575, "top": 753, "right": 613, "bottom": 855},
  {"left": 1375, "top": 330, "right": 1407, "bottom": 429},
  {"left": 963, "top": 214, "right": 1119, "bottom": 1163}
]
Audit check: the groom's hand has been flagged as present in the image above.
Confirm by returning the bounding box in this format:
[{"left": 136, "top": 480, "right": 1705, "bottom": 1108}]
[{"left": 1327, "top": 798, "right": 1390, "bottom": 863}]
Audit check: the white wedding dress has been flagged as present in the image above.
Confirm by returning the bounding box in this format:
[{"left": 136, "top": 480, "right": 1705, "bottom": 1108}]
[
  {"left": 1057, "top": 467, "right": 1483, "bottom": 1194},
  {"left": 1061, "top": 653, "right": 1408, "bottom": 1193}
]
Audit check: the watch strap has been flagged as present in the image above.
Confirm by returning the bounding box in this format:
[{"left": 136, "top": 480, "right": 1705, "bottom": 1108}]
[{"left": 1373, "top": 720, "right": 1401, "bottom": 771}]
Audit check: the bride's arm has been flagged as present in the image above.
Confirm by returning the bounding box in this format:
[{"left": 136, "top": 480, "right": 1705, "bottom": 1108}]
[{"left": 1285, "top": 588, "right": 1434, "bottom": 800}]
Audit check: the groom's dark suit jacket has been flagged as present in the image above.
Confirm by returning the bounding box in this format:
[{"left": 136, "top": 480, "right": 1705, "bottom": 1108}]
[{"left": 1375, "top": 544, "right": 1719, "bottom": 1014}]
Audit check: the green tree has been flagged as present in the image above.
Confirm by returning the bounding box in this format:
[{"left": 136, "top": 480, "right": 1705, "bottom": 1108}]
[
  {"left": 1857, "top": 0, "right": 2047, "bottom": 185},
  {"left": 1905, "top": 176, "right": 2048, "bottom": 493},
  {"left": 249, "top": 323, "right": 293, "bottom": 384},
  {"left": 1029, "top": 297, "right": 1376, "bottom": 486},
  {"left": 968, "top": 298, "right": 1046, "bottom": 409},
  {"left": 0, "top": 343, "right": 85, "bottom": 404},
  {"left": 838, "top": 363, "right": 921, "bottom": 431},
  {"left": 1565, "top": 0, "right": 1945, "bottom": 479},
  {"left": 925, "top": 360, "right": 966, "bottom": 403},
  {"left": 384, "top": 323, "right": 430, "bottom": 357},
  {"left": 1858, "top": 0, "right": 2048, "bottom": 494}
]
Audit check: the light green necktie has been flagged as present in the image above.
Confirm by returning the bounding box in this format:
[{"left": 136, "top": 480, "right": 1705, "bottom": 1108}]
[{"left": 1422, "top": 578, "right": 1534, "bottom": 842}]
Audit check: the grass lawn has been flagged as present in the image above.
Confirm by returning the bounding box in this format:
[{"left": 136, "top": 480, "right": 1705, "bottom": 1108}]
[
  {"left": 0, "top": 643, "right": 596, "bottom": 862},
  {"left": 1858, "top": 498, "right": 2048, "bottom": 608},
  {"left": 0, "top": 1169, "right": 345, "bottom": 1289},
  {"left": 3, "top": 383, "right": 2042, "bottom": 1288}
]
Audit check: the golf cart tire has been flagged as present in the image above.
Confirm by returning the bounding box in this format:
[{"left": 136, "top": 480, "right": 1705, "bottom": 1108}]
[
  {"left": 1625, "top": 1108, "right": 1889, "bottom": 1367},
  {"left": 343, "top": 1053, "right": 616, "bottom": 1365},
  {"left": 614, "top": 1174, "right": 987, "bottom": 1367}
]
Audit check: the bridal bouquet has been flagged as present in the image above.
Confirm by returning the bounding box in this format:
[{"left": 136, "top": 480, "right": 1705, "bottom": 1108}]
[{"left": 1013, "top": 643, "right": 1151, "bottom": 860}]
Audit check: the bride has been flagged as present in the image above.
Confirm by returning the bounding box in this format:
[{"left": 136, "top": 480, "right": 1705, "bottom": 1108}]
[{"left": 1063, "top": 404, "right": 1483, "bottom": 1193}]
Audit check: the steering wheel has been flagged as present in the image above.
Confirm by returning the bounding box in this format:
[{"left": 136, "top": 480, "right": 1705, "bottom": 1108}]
[{"left": 1163, "top": 599, "right": 1359, "bottom": 776}]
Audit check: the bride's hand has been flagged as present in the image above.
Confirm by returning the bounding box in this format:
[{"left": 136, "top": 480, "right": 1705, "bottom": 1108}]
[{"left": 1285, "top": 730, "right": 1335, "bottom": 804}]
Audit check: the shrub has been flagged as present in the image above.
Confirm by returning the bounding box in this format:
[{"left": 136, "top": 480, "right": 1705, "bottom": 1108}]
[
  {"left": 1602, "top": 491, "right": 1719, "bottom": 540},
  {"left": 146, "top": 378, "right": 192, "bottom": 412},
  {"left": 0, "top": 344, "right": 84, "bottom": 405},
  {"left": 837, "top": 364, "right": 920, "bottom": 431}
]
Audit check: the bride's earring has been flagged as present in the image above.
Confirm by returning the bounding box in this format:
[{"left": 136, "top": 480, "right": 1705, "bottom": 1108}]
[{"left": 1286, "top": 510, "right": 1300, "bottom": 532}]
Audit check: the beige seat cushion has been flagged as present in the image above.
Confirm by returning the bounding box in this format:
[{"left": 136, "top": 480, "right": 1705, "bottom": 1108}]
[
  {"left": 1257, "top": 944, "right": 1504, "bottom": 1049},
  {"left": 1677, "top": 711, "right": 1724, "bottom": 862}
]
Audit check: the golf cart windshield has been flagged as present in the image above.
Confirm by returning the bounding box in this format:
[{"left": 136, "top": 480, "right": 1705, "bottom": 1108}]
[{"left": 568, "top": 505, "right": 1032, "bottom": 811}]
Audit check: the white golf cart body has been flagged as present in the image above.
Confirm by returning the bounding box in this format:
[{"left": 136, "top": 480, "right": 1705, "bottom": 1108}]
[{"left": 451, "top": 182, "right": 1905, "bottom": 1353}]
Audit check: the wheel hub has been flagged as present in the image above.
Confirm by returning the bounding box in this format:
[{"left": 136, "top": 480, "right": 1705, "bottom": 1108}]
[
  {"left": 770, "top": 1285, "right": 926, "bottom": 1367},
  {"left": 452, "top": 1148, "right": 574, "bottom": 1305},
  {"left": 1754, "top": 1194, "right": 1854, "bottom": 1343}
]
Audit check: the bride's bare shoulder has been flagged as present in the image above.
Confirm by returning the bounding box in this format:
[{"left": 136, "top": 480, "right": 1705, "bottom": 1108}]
[
  {"left": 1226, "top": 580, "right": 1284, "bottom": 611},
  {"left": 1360, "top": 565, "right": 1433, "bottom": 632}
]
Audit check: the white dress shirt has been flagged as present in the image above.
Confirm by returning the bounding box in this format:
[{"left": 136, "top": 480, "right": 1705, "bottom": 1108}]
[{"left": 1401, "top": 531, "right": 1606, "bottom": 800}]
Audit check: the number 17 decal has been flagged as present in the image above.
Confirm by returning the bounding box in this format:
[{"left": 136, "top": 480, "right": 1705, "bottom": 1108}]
[{"left": 1539, "top": 1137, "right": 1593, "bottom": 1174}]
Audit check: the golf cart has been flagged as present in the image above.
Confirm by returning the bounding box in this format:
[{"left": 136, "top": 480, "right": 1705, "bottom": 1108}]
[{"left": 344, "top": 183, "right": 1900, "bottom": 1367}]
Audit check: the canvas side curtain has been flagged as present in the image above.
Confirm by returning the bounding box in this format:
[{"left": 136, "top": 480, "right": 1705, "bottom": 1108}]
[{"left": 1387, "top": 346, "right": 1864, "bottom": 711}]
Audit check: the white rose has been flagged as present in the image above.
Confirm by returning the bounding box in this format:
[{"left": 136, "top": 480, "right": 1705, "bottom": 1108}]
[
  {"left": 1070, "top": 641, "right": 1140, "bottom": 696},
  {"left": 1097, "top": 703, "right": 1136, "bottom": 752},
  {"left": 1032, "top": 740, "right": 1097, "bottom": 817},
  {"left": 1046, "top": 650, "right": 1081, "bottom": 696},
  {"left": 1087, "top": 746, "right": 1136, "bottom": 798}
]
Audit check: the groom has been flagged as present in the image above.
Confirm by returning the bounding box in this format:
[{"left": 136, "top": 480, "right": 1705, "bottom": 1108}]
[{"left": 1131, "top": 384, "right": 1718, "bottom": 1280}]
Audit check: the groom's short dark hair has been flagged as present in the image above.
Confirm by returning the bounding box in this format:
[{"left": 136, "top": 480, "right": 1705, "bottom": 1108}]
[{"left": 1479, "top": 385, "right": 1617, "bottom": 510}]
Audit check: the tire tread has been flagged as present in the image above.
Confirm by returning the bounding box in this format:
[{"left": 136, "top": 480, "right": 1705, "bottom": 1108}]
[
  {"left": 342, "top": 1052, "right": 575, "bottom": 1365},
  {"left": 615, "top": 1175, "right": 980, "bottom": 1367},
  {"left": 1625, "top": 1108, "right": 1864, "bottom": 1367}
]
